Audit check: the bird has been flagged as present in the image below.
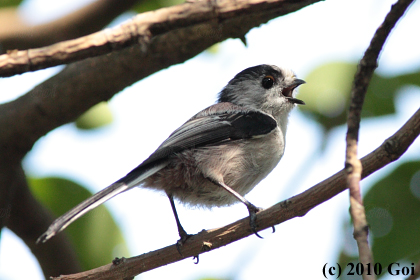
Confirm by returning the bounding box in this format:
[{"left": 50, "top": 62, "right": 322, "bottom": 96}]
[{"left": 37, "top": 64, "right": 305, "bottom": 246}]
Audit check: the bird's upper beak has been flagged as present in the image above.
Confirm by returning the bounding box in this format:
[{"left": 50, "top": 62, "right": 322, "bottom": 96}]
[{"left": 283, "top": 79, "right": 306, "bottom": 105}]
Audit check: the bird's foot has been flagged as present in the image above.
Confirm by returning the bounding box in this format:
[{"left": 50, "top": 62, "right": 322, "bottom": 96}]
[
  {"left": 246, "top": 204, "right": 275, "bottom": 237},
  {"left": 175, "top": 229, "right": 193, "bottom": 256}
]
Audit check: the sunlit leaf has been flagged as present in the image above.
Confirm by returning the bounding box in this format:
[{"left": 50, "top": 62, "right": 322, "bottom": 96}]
[
  {"left": 297, "top": 62, "right": 420, "bottom": 131},
  {"left": 29, "top": 177, "right": 129, "bottom": 270},
  {"left": 75, "top": 102, "right": 113, "bottom": 130},
  {"left": 206, "top": 43, "right": 221, "bottom": 54},
  {"left": 297, "top": 62, "right": 355, "bottom": 130},
  {"left": 364, "top": 161, "right": 420, "bottom": 266}
]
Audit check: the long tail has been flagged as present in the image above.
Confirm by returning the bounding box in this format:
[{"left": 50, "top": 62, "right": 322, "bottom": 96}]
[{"left": 37, "top": 162, "right": 167, "bottom": 244}]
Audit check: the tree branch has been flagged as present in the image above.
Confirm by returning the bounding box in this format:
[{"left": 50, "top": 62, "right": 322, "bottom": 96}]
[
  {"left": 0, "top": 0, "right": 320, "bottom": 77},
  {"left": 0, "top": 0, "right": 141, "bottom": 54},
  {"left": 344, "top": 1, "right": 415, "bottom": 278},
  {"left": 51, "top": 107, "right": 420, "bottom": 280}
]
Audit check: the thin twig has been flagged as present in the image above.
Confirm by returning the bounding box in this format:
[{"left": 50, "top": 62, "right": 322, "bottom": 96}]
[
  {"left": 52, "top": 108, "right": 420, "bottom": 280},
  {"left": 345, "top": 0, "right": 415, "bottom": 279}
]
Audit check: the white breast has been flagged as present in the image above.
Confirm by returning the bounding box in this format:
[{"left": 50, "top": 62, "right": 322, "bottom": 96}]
[
  {"left": 233, "top": 126, "right": 285, "bottom": 194},
  {"left": 144, "top": 127, "right": 285, "bottom": 208},
  {"left": 194, "top": 126, "right": 285, "bottom": 206}
]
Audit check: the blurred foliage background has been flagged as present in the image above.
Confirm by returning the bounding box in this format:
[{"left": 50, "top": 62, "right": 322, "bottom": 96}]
[
  {"left": 0, "top": 0, "right": 419, "bottom": 279},
  {"left": 299, "top": 62, "right": 420, "bottom": 279}
]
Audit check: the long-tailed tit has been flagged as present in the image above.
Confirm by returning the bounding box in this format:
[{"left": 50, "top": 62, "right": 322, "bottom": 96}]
[{"left": 37, "top": 64, "right": 305, "bottom": 246}]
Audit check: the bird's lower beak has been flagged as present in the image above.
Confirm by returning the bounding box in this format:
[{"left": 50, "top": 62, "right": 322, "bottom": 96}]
[
  {"left": 284, "top": 79, "right": 306, "bottom": 105},
  {"left": 286, "top": 97, "right": 305, "bottom": 105}
]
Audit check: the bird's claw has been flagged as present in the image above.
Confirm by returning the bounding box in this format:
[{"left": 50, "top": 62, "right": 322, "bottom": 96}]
[
  {"left": 247, "top": 205, "right": 276, "bottom": 237},
  {"left": 248, "top": 209, "right": 263, "bottom": 238},
  {"left": 175, "top": 233, "right": 193, "bottom": 256},
  {"left": 247, "top": 204, "right": 263, "bottom": 238}
]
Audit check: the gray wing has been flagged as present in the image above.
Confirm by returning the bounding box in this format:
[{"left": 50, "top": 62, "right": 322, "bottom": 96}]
[{"left": 126, "top": 103, "right": 278, "bottom": 177}]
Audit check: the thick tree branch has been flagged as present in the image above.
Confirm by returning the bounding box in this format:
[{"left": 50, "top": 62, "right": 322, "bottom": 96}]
[
  {"left": 0, "top": 0, "right": 320, "bottom": 77},
  {"left": 52, "top": 107, "right": 420, "bottom": 280},
  {"left": 0, "top": 0, "right": 141, "bottom": 54},
  {"left": 344, "top": 1, "right": 414, "bottom": 278}
]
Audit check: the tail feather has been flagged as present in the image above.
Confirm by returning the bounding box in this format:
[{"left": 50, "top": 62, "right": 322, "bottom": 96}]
[
  {"left": 37, "top": 182, "right": 129, "bottom": 244},
  {"left": 37, "top": 162, "right": 167, "bottom": 244}
]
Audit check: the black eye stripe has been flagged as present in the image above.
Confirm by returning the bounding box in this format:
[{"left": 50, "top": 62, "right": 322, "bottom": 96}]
[{"left": 262, "top": 75, "right": 274, "bottom": 89}]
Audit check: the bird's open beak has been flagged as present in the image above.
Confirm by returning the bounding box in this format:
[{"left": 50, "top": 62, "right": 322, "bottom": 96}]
[{"left": 284, "top": 79, "right": 306, "bottom": 105}]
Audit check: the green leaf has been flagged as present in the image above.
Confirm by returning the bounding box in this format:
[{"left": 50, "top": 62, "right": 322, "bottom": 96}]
[
  {"left": 337, "top": 161, "right": 420, "bottom": 279},
  {"left": 364, "top": 161, "right": 420, "bottom": 266},
  {"left": 297, "top": 62, "right": 356, "bottom": 130},
  {"left": 0, "top": 0, "right": 23, "bottom": 8},
  {"left": 206, "top": 43, "right": 221, "bottom": 54},
  {"left": 29, "top": 177, "right": 129, "bottom": 270},
  {"left": 297, "top": 62, "right": 420, "bottom": 131},
  {"left": 75, "top": 102, "right": 113, "bottom": 130},
  {"left": 132, "top": 0, "right": 184, "bottom": 13},
  {"left": 394, "top": 72, "right": 420, "bottom": 88}
]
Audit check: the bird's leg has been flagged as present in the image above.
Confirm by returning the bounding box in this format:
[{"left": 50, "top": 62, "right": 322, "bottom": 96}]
[
  {"left": 167, "top": 194, "right": 193, "bottom": 255},
  {"left": 209, "top": 179, "right": 275, "bottom": 238}
]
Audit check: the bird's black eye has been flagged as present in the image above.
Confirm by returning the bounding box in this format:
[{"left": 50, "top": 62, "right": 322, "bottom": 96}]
[{"left": 262, "top": 75, "right": 274, "bottom": 89}]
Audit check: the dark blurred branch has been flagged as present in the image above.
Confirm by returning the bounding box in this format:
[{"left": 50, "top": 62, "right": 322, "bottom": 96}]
[
  {"left": 0, "top": 0, "right": 140, "bottom": 53},
  {"left": 53, "top": 108, "right": 420, "bottom": 280},
  {"left": 0, "top": 0, "right": 320, "bottom": 77},
  {"left": 344, "top": 1, "right": 414, "bottom": 278},
  {"left": 1, "top": 162, "right": 81, "bottom": 278}
]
